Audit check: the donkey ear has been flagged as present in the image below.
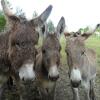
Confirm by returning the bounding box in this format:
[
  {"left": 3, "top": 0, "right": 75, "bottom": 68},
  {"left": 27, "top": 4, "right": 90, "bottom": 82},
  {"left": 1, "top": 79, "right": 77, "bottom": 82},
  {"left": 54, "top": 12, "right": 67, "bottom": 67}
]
[
  {"left": 1, "top": 0, "right": 20, "bottom": 25},
  {"left": 41, "top": 24, "right": 48, "bottom": 34},
  {"left": 81, "top": 24, "right": 100, "bottom": 40},
  {"left": 81, "top": 32, "right": 93, "bottom": 40},
  {"left": 31, "top": 5, "right": 52, "bottom": 27},
  {"left": 41, "top": 23, "right": 48, "bottom": 38},
  {"left": 56, "top": 17, "right": 65, "bottom": 38}
]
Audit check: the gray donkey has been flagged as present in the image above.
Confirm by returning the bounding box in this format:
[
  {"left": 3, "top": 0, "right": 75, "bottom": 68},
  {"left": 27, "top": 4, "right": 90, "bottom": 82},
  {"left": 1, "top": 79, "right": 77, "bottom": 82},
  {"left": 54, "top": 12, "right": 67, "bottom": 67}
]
[
  {"left": 35, "top": 17, "right": 65, "bottom": 100},
  {"left": 0, "top": 0, "right": 52, "bottom": 99},
  {"left": 64, "top": 25, "right": 100, "bottom": 100}
]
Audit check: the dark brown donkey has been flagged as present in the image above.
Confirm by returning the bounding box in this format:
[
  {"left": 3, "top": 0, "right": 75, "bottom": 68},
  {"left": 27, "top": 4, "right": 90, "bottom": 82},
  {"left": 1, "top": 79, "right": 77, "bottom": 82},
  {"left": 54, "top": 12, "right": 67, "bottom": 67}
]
[
  {"left": 0, "top": 0, "right": 52, "bottom": 99},
  {"left": 64, "top": 25, "right": 99, "bottom": 100},
  {"left": 35, "top": 17, "right": 65, "bottom": 100}
]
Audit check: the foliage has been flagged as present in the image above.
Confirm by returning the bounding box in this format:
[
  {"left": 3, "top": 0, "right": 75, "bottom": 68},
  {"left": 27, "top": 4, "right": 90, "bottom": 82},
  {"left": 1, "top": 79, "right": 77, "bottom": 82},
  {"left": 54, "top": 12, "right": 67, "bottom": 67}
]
[
  {"left": 96, "top": 26, "right": 100, "bottom": 32},
  {"left": 47, "top": 20, "right": 55, "bottom": 32},
  {"left": 78, "top": 26, "right": 89, "bottom": 33},
  {"left": 0, "top": 11, "right": 6, "bottom": 32},
  {"left": 15, "top": 7, "right": 26, "bottom": 19},
  {"left": 33, "top": 11, "right": 38, "bottom": 18}
]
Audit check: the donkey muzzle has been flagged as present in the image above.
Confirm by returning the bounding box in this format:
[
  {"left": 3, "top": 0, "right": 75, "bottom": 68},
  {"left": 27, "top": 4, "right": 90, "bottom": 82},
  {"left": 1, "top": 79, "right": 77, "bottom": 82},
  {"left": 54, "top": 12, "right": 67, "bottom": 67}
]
[
  {"left": 48, "top": 65, "right": 59, "bottom": 81},
  {"left": 19, "top": 63, "right": 36, "bottom": 81}
]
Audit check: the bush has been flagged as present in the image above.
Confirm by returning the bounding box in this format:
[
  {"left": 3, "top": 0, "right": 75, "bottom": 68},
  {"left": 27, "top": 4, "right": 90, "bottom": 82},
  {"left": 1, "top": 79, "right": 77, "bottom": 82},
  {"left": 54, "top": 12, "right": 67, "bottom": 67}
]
[{"left": 0, "top": 14, "right": 6, "bottom": 32}]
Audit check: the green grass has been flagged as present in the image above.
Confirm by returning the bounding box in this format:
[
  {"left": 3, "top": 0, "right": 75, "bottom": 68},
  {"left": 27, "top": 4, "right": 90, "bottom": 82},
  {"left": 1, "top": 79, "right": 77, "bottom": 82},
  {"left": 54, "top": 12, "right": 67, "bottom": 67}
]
[
  {"left": 86, "top": 36, "right": 100, "bottom": 56},
  {"left": 86, "top": 36, "right": 100, "bottom": 66}
]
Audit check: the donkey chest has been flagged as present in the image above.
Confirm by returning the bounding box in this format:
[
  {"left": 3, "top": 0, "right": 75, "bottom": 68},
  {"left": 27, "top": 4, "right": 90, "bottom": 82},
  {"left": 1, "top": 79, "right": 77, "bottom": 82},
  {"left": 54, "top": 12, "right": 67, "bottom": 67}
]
[{"left": 39, "top": 78, "right": 55, "bottom": 89}]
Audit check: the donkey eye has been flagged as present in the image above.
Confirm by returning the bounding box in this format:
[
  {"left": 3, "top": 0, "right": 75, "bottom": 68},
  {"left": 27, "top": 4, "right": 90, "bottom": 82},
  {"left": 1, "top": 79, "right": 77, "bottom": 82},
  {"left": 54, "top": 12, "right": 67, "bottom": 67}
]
[
  {"left": 81, "top": 51, "right": 85, "bottom": 55},
  {"left": 67, "top": 52, "right": 69, "bottom": 56},
  {"left": 15, "top": 42, "right": 20, "bottom": 47},
  {"left": 21, "top": 42, "right": 25, "bottom": 47},
  {"left": 42, "top": 49, "right": 46, "bottom": 54}
]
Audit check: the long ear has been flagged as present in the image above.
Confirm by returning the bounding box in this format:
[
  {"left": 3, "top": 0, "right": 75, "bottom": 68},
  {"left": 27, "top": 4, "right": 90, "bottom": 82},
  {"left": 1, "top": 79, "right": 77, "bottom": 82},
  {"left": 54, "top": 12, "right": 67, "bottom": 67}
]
[
  {"left": 56, "top": 17, "right": 65, "bottom": 38},
  {"left": 30, "top": 5, "right": 52, "bottom": 27},
  {"left": 81, "top": 32, "right": 93, "bottom": 40},
  {"left": 41, "top": 23, "right": 48, "bottom": 39},
  {"left": 1, "top": 0, "right": 20, "bottom": 26},
  {"left": 81, "top": 24, "right": 99, "bottom": 40}
]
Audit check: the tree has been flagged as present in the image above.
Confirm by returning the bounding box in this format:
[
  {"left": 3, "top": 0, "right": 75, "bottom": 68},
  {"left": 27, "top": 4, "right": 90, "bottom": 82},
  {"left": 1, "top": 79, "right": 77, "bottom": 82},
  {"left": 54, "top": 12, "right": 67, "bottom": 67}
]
[
  {"left": 47, "top": 20, "right": 55, "bottom": 32},
  {"left": 78, "top": 26, "right": 89, "bottom": 34},
  {"left": 84, "top": 26, "right": 89, "bottom": 32},
  {"left": 0, "top": 11, "right": 6, "bottom": 32},
  {"left": 78, "top": 28, "right": 84, "bottom": 34},
  {"left": 15, "top": 7, "right": 26, "bottom": 19},
  {"left": 33, "top": 11, "right": 38, "bottom": 18}
]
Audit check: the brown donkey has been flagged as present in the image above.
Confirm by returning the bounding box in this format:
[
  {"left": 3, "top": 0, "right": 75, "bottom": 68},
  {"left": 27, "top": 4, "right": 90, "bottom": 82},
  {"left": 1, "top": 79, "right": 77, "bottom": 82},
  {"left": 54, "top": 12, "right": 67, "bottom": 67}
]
[
  {"left": 0, "top": 0, "right": 52, "bottom": 99},
  {"left": 64, "top": 25, "right": 99, "bottom": 100},
  {"left": 35, "top": 17, "right": 65, "bottom": 100}
]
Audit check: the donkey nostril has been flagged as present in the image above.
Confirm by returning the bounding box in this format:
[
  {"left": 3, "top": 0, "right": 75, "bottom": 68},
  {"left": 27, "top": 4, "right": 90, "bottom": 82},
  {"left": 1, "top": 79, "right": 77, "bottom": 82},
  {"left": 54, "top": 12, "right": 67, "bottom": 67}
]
[
  {"left": 22, "top": 77, "right": 25, "bottom": 81},
  {"left": 79, "top": 80, "right": 81, "bottom": 84},
  {"left": 49, "top": 75, "right": 59, "bottom": 81}
]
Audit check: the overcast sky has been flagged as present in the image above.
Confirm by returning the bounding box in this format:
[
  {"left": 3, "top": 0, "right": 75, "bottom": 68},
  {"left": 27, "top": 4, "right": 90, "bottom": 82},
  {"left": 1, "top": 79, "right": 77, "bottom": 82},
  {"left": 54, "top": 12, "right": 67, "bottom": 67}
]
[{"left": 0, "top": 0, "right": 100, "bottom": 31}]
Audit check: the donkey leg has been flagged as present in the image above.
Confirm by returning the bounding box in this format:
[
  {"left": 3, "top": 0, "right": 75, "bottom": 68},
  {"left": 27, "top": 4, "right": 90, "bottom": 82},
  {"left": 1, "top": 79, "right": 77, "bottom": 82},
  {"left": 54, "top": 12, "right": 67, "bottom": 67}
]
[
  {"left": 0, "top": 82, "right": 8, "bottom": 100},
  {"left": 72, "top": 87, "right": 80, "bottom": 100},
  {"left": 89, "top": 79, "right": 96, "bottom": 100},
  {"left": 39, "top": 88, "right": 48, "bottom": 100},
  {"left": 14, "top": 79, "right": 24, "bottom": 100},
  {"left": 13, "top": 72, "right": 23, "bottom": 100},
  {"left": 7, "top": 76, "right": 13, "bottom": 90},
  {"left": 0, "top": 84, "right": 4, "bottom": 100},
  {"left": 48, "top": 84, "right": 56, "bottom": 100},
  {"left": 39, "top": 87, "right": 55, "bottom": 100},
  {"left": 83, "top": 81, "right": 90, "bottom": 100}
]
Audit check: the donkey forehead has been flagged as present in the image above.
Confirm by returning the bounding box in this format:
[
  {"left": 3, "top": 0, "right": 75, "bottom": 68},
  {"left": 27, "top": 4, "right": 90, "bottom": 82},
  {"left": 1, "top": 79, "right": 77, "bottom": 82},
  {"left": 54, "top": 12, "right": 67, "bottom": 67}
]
[
  {"left": 11, "top": 22, "right": 39, "bottom": 43},
  {"left": 67, "top": 37, "right": 85, "bottom": 52},
  {"left": 43, "top": 35, "right": 61, "bottom": 50},
  {"left": 45, "top": 34, "right": 59, "bottom": 44},
  {"left": 15, "top": 21, "right": 35, "bottom": 32},
  {"left": 67, "top": 37, "right": 84, "bottom": 46}
]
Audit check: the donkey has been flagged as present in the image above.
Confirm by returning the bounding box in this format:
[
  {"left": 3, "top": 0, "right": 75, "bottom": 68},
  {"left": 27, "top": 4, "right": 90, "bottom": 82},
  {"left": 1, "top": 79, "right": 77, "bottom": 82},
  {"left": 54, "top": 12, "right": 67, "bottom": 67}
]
[
  {"left": 64, "top": 26, "right": 99, "bottom": 100},
  {"left": 35, "top": 17, "right": 65, "bottom": 100},
  {"left": 0, "top": 0, "right": 52, "bottom": 99}
]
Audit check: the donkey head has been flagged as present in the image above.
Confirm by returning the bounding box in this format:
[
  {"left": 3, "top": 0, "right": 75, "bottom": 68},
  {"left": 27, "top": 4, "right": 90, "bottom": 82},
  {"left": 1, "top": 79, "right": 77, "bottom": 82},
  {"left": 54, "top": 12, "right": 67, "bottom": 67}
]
[
  {"left": 41, "top": 17, "right": 65, "bottom": 81},
  {"left": 1, "top": 0, "right": 52, "bottom": 81},
  {"left": 64, "top": 25, "right": 98, "bottom": 87}
]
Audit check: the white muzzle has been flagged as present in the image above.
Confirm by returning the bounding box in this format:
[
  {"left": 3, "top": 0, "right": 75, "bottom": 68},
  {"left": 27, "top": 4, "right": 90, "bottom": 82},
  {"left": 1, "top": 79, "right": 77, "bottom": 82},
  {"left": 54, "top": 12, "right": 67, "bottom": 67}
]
[
  {"left": 70, "top": 68, "right": 82, "bottom": 82},
  {"left": 48, "top": 65, "right": 59, "bottom": 78},
  {"left": 19, "top": 63, "right": 35, "bottom": 81}
]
